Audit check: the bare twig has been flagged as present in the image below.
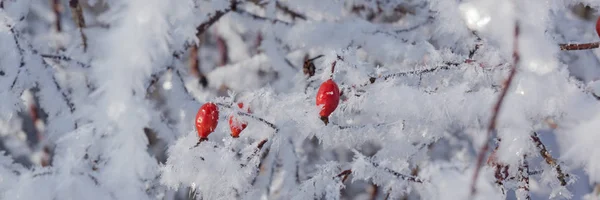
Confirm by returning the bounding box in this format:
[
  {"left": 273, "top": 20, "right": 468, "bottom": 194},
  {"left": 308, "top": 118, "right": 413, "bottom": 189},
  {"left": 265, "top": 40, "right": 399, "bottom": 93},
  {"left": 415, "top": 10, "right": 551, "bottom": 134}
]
[
  {"left": 40, "top": 59, "right": 76, "bottom": 113},
  {"left": 531, "top": 132, "right": 568, "bottom": 186},
  {"left": 276, "top": 2, "right": 306, "bottom": 20},
  {"left": 336, "top": 169, "right": 352, "bottom": 182},
  {"left": 189, "top": 45, "right": 208, "bottom": 88},
  {"left": 234, "top": 9, "right": 293, "bottom": 25},
  {"left": 337, "top": 166, "right": 421, "bottom": 184},
  {"left": 216, "top": 102, "right": 279, "bottom": 132},
  {"left": 559, "top": 42, "right": 600, "bottom": 51},
  {"left": 9, "top": 28, "right": 25, "bottom": 90},
  {"left": 51, "top": 0, "right": 62, "bottom": 33},
  {"left": 196, "top": 1, "right": 239, "bottom": 37},
  {"left": 40, "top": 54, "right": 90, "bottom": 68},
  {"left": 69, "top": 0, "right": 87, "bottom": 51},
  {"left": 470, "top": 22, "right": 520, "bottom": 198}
]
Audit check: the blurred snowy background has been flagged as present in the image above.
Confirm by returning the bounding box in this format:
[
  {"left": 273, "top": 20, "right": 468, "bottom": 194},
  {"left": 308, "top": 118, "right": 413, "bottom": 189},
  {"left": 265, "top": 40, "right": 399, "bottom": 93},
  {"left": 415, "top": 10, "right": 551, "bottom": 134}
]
[{"left": 2, "top": 0, "right": 600, "bottom": 199}]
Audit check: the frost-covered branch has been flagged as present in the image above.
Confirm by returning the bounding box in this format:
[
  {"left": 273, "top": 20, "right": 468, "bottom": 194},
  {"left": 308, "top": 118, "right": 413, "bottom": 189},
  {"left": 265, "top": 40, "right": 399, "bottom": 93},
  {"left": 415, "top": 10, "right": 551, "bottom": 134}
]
[
  {"left": 68, "top": 0, "right": 87, "bottom": 51},
  {"left": 471, "top": 22, "right": 521, "bottom": 198},
  {"left": 40, "top": 54, "right": 90, "bottom": 68},
  {"left": 531, "top": 132, "right": 568, "bottom": 186},
  {"left": 559, "top": 42, "right": 600, "bottom": 51}
]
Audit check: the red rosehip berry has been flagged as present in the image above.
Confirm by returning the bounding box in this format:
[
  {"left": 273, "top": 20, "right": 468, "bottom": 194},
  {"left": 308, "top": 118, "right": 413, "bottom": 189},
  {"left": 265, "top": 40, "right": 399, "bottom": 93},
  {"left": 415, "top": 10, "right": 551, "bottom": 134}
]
[
  {"left": 316, "top": 79, "right": 340, "bottom": 124},
  {"left": 195, "top": 102, "right": 219, "bottom": 140},
  {"left": 596, "top": 16, "right": 600, "bottom": 38},
  {"left": 229, "top": 103, "right": 250, "bottom": 138}
]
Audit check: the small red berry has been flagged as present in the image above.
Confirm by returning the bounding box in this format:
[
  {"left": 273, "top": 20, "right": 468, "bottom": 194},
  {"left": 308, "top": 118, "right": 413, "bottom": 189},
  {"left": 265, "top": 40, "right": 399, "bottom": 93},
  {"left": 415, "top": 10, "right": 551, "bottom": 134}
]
[
  {"left": 195, "top": 102, "right": 219, "bottom": 140},
  {"left": 316, "top": 79, "right": 340, "bottom": 120},
  {"left": 596, "top": 16, "right": 600, "bottom": 38},
  {"left": 229, "top": 103, "right": 250, "bottom": 138}
]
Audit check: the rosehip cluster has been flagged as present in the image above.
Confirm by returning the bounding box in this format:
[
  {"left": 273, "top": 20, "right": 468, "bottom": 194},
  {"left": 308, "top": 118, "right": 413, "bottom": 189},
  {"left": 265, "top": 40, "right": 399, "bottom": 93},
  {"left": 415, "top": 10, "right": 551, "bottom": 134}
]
[
  {"left": 194, "top": 70, "right": 342, "bottom": 141},
  {"left": 194, "top": 102, "right": 250, "bottom": 141}
]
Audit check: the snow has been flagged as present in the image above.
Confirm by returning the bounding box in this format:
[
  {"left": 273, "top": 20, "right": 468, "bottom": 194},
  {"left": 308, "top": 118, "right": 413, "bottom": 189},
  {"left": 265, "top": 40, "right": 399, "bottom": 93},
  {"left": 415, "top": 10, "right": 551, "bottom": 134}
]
[{"left": 2, "top": 0, "right": 600, "bottom": 199}]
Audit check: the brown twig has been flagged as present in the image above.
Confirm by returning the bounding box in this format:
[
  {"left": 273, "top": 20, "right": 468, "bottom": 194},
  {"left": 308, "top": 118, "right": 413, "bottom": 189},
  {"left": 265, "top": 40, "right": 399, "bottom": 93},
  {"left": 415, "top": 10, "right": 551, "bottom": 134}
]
[
  {"left": 470, "top": 22, "right": 520, "bottom": 198},
  {"left": 51, "top": 0, "right": 62, "bottom": 33},
  {"left": 559, "top": 42, "right": 600, "bottom": 51},
  {"left": 189, "top": 45, "right": 208, "bottom": 88},
  {"left": 330, "top": 60, "right": 336, "bottom": 78},
  {"left": 69, "top": 0, "right": 87, "bottom": 51},
  {"left": 530, "top": 132, "right": 568, "bottom": 186},
  {"left": 336, "top": 169, "right": 352, "bottom": 182}
]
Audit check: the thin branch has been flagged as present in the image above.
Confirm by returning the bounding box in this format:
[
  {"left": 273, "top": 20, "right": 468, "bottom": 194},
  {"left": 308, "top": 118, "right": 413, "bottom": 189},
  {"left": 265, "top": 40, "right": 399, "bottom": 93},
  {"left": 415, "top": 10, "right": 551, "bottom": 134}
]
[
  {"left": 189, "top": 45, "right": 208, "bottom": 88},
  {"left": 40, "top": 54, "right": 90, "bottom": 68},
  {"left": 368, "top": 160, "right": 423, "bottom": 183},
  {"left": 330, "top": 60, "right": 336, "bottom": 78},
  {"left": 40, "top": 59, "right": 76, "bottom": 113},
  {"left": 531, "top": 132, "right": 568, "bottom": 186},
  {"left": 9, "top": 28, "right": 25, "bottom": 90},
  {"left": 470, "top": 22, "right": 520, "bottom": 198},
  {"left": 276, "top": 2, "right": 306, "bottom": 20},
  {"left": 51, "top": 0, "right": 62, "bottom": 33},
  {"left": 336, "top": 169, "right": 352, "bottom": 182},
  {"left": 348, "top": 64, "right": 455, "bottom": 92},
  {"left": 216, "top": 102, "right": 279, "bottom": 132},
  {"left": 69, "top": 0, "right": 87, "bottom": 51},
  {"left": 195, "top": 0, "right": 239, "bottom": 37},
  {"left": 234, "top": 9, "right": 293, "bottom": 25},
  {"left": 559, "top": 42, "right": 600, "bottom": 51}
]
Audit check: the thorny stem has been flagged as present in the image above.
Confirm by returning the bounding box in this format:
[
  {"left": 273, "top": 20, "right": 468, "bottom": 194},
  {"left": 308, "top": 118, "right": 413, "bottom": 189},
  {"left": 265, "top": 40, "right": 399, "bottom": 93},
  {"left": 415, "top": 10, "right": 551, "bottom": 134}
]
[
  {"left": 470, "top": 22, "right": 520, "bottom": 198},
  {"left": 531, "top": 132, "right": 568, "bottom": 186},
  {"left": 559, "top": 42, "right": 600, "bottom": 51}
]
